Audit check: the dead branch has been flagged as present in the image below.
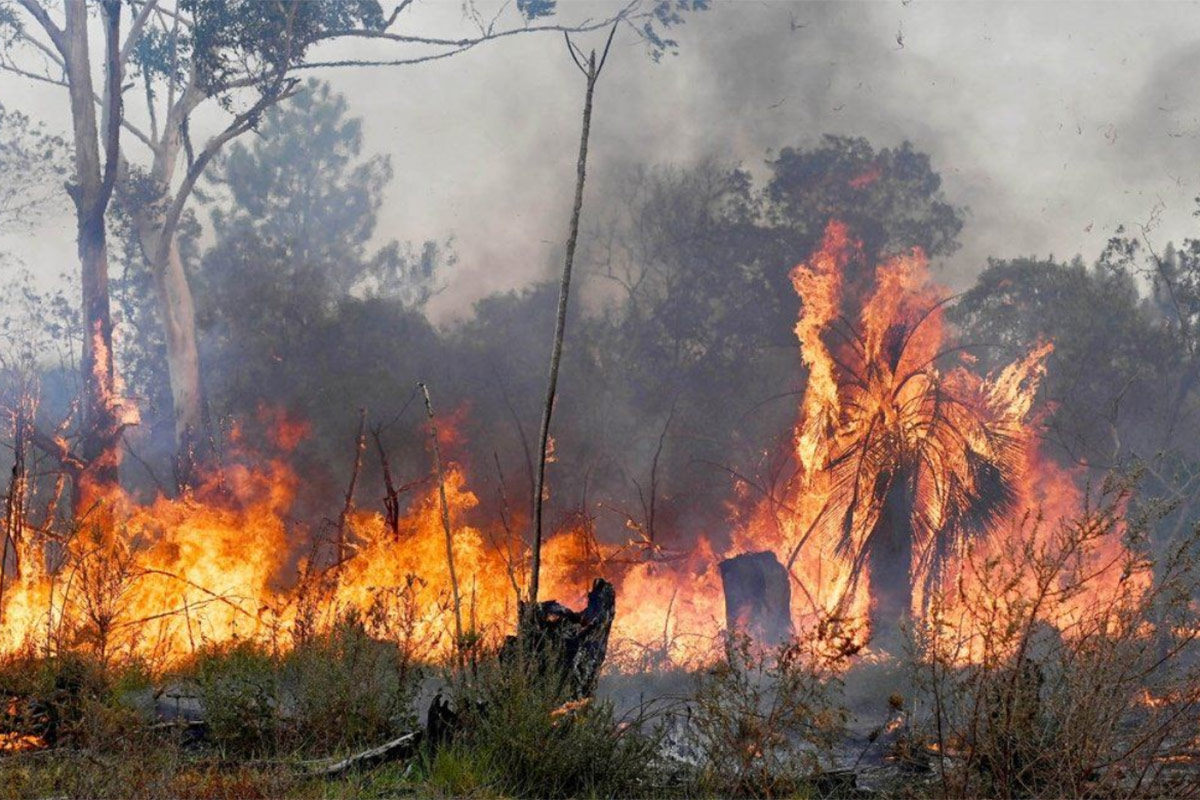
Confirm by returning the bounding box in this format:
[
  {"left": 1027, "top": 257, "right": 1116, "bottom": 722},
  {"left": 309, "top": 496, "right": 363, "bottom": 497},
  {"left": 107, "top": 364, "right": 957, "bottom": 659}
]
[
  {"left": 490, "top": 452, "right": 522, "bottom": 600},
  {"left": 528, "top": 23, "right": 616, "bottom": 612},
  {"left": 337, "top": 408, "right": 367, "bottom": 561},
  {"left": 420, "top": 382, "right": 463, "bottom": 664},
  {"left": 371, "top": 424, "right": 401, "bottom": 538}
]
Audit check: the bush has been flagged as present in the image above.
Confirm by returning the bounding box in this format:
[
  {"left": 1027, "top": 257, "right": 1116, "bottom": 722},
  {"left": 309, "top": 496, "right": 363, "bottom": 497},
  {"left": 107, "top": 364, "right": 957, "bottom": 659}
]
[
  {"left": 688, "top": 633, "right": 848, "bottom": 798},
  {"left": 440, "top": 648, "right": 661, "bottom": 799},
  {"left": 0, "top": 647, "right": 152, "bottom": 749},
  {"left": 280, "top": 611, "right": 421, "bottom": 752},
  {"left": 187, "top": 639, "right": 279, "bottom": 756},
  {"left": 183, "top": 610, "right": 424, "bottom": 758},
  {"left": 914, "top": 474, "right": 1200, "bottom": 798}
]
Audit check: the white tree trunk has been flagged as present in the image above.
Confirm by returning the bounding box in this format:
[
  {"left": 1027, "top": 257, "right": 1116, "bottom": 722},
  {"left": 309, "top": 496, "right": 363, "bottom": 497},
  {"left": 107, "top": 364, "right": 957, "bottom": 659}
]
[{"left": 130, "top": 199, "right": 205, "bottom": 484}]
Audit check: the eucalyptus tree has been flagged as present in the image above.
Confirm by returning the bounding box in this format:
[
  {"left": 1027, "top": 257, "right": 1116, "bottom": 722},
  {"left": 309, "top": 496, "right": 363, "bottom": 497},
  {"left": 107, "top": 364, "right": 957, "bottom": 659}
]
[{"left": 0, "top": 0, "right": 703, "bottom": 493}]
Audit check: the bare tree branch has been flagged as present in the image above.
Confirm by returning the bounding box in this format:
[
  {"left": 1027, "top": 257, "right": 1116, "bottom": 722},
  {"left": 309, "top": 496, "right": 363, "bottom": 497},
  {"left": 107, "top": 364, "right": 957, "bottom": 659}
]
[
  {"left": 15, "top": 0, "right": 65, "bottom": 55},
  {"left": 528, "top": 33, "right": 611, "bottom": 610}
]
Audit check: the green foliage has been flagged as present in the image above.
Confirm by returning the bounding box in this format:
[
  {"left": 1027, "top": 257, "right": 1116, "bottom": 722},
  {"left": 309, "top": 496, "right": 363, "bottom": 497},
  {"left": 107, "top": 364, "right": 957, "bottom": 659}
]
[
  {"left": 279, "top": 612, "right": 420, "bottom": 752},
  {"left": 180, "top": 0, "right": 386, "bottom": 96},
  {"left": 188, "top": 639, "right": 280, "bottom": 756},
  {"left": 442, "top": 652, "right": 662, "bottom": 799},
  {"left": 423, "top": 741, "right": 500, "bottom": 798},
  {"left": 209, "top": 79, "right": 447, "bottom": 300},
  {"left": 182, "top": 615, "right": 423, "bottom": 759}
]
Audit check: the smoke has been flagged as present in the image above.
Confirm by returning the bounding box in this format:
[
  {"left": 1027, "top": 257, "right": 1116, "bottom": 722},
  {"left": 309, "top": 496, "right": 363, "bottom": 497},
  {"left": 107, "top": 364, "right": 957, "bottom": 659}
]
[
  {"left": 5, "top": 0, "right": 1200, "bottom": 579},
  {"left": 304, "top": 0, "right": 1200, "bottom": 318},
  {"left": 5, "top": 2, "right": 1200, "bottom": 315}
]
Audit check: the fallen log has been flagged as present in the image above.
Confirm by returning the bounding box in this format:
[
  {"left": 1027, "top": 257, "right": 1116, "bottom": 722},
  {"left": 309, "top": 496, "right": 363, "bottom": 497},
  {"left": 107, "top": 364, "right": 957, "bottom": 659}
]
[
  {"left": 301, "top": 730, "right": 421, "bottom": 779},
  {"left": 719, "top": 551, "right": 793, "bottom": 648}
]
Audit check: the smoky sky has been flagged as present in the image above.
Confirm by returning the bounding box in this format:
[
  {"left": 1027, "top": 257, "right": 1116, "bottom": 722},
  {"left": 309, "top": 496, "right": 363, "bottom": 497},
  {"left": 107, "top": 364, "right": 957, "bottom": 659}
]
[{"left": 4, "top": 1, "right": 1200, "bottom": 322}]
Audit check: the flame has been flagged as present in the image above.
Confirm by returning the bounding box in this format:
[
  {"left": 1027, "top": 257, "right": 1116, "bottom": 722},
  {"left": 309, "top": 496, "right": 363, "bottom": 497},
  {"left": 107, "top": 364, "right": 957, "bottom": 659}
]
[
  {"left": 0, "top": 731, "right": 45, "bottom": 752},
  {"left": 0, "top": 221, "right": 1137, "bottom": 671}
]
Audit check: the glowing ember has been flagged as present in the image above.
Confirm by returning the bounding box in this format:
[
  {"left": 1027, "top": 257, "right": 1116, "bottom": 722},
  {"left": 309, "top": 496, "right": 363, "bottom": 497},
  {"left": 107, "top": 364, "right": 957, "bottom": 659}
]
[{"left": 0, "top": 731, "right": 45, "bottom": 752}]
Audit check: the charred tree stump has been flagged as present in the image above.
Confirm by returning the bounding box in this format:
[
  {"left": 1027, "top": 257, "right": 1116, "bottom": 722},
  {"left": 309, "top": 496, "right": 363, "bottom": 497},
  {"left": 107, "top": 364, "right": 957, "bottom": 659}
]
[
  {"left": 507, "top": 577, "right": 616, "bottom": 700},
  {"left": 427, "top": 579, "right": 616, "bottom": 750},
  {"left": 719, "top": 551, "right": 794, "bottom": 648}
]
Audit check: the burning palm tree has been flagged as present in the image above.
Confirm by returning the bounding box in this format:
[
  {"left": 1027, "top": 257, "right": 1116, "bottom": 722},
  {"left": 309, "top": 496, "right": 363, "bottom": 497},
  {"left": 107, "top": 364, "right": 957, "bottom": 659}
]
[{"left": 782, "top": 222, "right": 1050, "bottom": 647}]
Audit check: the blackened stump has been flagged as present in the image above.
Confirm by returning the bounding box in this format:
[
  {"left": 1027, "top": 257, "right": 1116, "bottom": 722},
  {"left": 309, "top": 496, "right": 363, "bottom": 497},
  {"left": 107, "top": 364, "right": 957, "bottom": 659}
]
[
  {"left": 719, "top": 551, "right": 793, "bottom": 647},
  {"left": 506, "top": 577, "right": 616, "bottom": 700}
]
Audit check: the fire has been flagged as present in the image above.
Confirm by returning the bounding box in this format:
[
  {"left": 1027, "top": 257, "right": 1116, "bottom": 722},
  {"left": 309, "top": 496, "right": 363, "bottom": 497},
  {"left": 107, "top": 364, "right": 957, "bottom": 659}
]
[
  {"left": 0, "top": 731, "right": 44, "bottom": 752},
  {"left": 730, "top": 221, "right": 1136, "bottom": 656},
  {"left": 0, "top": 221, "right": 1136, "bottom": 671}
]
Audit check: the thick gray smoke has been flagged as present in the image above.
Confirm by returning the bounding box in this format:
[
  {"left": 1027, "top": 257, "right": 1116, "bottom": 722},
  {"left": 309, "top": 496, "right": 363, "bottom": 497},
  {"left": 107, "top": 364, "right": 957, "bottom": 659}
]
[
  {"left": 314, "top": 0, "right": 1200, "bottom": 319},
  {"left": 4, "top": 0, "right": 1200, "bottom": 561},
  {"left": 4, "top": 2, "right": 1200, "bottom": 316}
]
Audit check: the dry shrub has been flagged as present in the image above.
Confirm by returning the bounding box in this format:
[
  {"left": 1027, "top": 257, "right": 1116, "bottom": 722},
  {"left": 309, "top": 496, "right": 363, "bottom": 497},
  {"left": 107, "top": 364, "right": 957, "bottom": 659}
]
[
  {"left": 914, "top": 473, "right": 1200, "bottom": 798},
  {"left": 688, "top": 632, "right": 849, "bottom": 797}
]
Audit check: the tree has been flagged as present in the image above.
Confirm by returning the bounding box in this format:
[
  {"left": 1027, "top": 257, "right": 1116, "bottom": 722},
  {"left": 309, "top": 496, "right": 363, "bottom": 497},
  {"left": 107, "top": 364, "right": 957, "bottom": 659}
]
[
  {"left": 528, "top": 26, "right": 615, "bottom": 610},
  {"left": 0, "top": 0, "right": 705, "bottom": 491},
  {"left": 543, "top": 137, "right": 967, "bottom": 555},
  {"left": 952, "top": 252, "right": 1200, "bottom": 556},
  {"left": 0, "top": 0, "right": 130, "bottom": 509},
  {"left": 193, "top": 83, "right": 446, "bottom": 511},
  {"left": 0, "top": 101, "right": 70, "bottom": 234},
  {"left": 208, "top": 79, "right": 441, "bottom": 303},
  {"left": 952, "top": 257, "right": 1180, "bottom": 468},
  {"left": 763, "top": 135, "right": 963, "bottom": 265}
]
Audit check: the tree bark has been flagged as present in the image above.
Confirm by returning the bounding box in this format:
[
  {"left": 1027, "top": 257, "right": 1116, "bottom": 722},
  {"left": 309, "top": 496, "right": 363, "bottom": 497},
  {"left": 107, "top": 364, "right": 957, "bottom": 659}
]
[
  {"left": 130, "top": 208, "right": 206, "bottom": 486},
  {"left": 867, "top": 479, "right": 916, "bottom": 652},
  {"left": 55, "top": 0, "right": 125, "bottom": 508},
  {"left": 507, "top": 578, "right": 616, "bottom": 700},
  {"left": 421, "top": 383, "right": 464, "bottom": 662}
]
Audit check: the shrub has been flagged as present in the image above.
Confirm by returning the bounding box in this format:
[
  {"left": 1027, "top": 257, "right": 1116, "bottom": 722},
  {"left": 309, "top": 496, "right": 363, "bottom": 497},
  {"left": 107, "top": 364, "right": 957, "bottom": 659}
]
[
  {"left": 914, "top": 473, "right": 1200, "bottom": 798},
  {"left": 187, "top": 639, "right": 279, "bottom": 756},
  {"left": 184, "top": 607, "right": 425, "bottom": 758},
  {"left": 688, "top": 632, "right": 848, "bottom": 798},
  {"left": 0, "top": 647, "right": 151, "bottom": 749},
  {"left": 279, "top": 610, "right": 421, "bottom": 752},
  {"left": 440, "top": 648, "right": 661, "bottom": 799}
]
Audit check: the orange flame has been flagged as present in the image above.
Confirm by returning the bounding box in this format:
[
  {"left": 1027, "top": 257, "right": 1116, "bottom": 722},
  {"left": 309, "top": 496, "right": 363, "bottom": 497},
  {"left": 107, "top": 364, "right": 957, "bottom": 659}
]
[{"left": 0, "top": 222, "right": 1137, "bottom": 670}]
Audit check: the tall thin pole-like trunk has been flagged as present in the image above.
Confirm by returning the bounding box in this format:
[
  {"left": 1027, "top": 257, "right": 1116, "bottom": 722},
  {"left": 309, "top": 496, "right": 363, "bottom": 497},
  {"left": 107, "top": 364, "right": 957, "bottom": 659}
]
[
  {"left": 528, "top": 27, "right": 616, "bottom": 613},
  {"left": 133, "top": 214, "right": 206, "bottom": 487},
  {"left": 422, "top": 383, "right": 463, "bottom": 663}
]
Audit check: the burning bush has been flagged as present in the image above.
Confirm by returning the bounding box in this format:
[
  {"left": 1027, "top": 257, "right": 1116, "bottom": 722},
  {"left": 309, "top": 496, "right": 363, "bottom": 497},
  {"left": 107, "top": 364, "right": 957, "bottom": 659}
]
[{"left": 912, "top": 471, "right": 1200, "bottom": 798}]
